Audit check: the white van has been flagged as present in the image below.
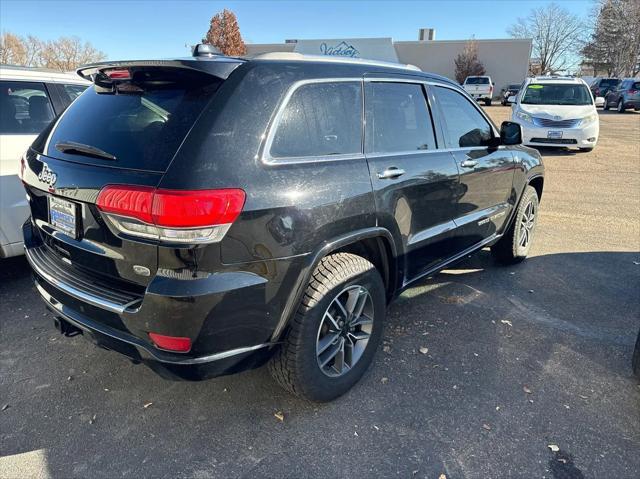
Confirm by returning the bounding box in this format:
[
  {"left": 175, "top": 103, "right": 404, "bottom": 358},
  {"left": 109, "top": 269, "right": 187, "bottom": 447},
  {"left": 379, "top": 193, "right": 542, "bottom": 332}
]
[
  {"left": 510, "top": 76, "right": 599, "bottom": 152},
  {"left": 0, "top": 66, "right": 90, "bottom": 258}
]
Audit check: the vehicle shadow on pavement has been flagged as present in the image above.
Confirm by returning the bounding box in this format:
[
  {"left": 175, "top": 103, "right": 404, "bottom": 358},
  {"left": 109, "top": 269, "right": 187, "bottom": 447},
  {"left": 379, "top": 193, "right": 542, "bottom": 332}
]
[{"left": 1, "top": 250, "right": 639, "bottom": 478}]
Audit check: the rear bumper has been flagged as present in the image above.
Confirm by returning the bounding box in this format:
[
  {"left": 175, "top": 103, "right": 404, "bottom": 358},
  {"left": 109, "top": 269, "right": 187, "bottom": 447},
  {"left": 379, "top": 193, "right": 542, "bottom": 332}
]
[{"left": 23, "top": 221, "right": 290, "bottom": 380}]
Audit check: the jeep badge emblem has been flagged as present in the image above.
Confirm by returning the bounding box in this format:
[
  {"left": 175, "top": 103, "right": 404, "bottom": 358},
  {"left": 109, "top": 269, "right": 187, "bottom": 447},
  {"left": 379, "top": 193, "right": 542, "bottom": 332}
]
[{"left": 38, "top": 164, "right": 57, "bottom": 187}]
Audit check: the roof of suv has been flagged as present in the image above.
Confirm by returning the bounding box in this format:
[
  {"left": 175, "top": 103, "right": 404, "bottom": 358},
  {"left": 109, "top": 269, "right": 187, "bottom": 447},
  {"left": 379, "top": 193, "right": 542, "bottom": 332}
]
[{"left": 76, "top": 53, "right": 458, "bottom": 88}]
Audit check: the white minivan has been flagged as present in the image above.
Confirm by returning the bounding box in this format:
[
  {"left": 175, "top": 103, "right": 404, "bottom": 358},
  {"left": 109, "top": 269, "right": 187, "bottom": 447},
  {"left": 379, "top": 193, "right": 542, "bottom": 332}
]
[
  {"left": 510, "top": 76, "right": 599, "bottom": 152},
  {"left": 0, "top": 66, "right": 89, "bottom": 258}
]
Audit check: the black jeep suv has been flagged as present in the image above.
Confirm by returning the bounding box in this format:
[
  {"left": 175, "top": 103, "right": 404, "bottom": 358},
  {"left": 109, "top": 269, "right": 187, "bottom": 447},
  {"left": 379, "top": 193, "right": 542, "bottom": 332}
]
[{"left": 21, "top": 47, "right": 544, "bottom": 401}]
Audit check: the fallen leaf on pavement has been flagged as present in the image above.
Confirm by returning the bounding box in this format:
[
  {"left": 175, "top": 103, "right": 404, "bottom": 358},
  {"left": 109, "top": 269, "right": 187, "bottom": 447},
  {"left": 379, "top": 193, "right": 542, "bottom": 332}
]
[
  {"left": 380, "top": 377, "right": 389, "bottom": 384},
  {"left": 1, "top": 404, "right": 8, "bottom": 411},
  {"left": 500, "top": 319, "right": 513, "bottom": 327},
  {"left": 482, "top": 423, "right": 491, "bottom": 430},
  {"left": 548, "top": 444, "right": 559, "bottom": 452},
  {"left": 419, "top": 347, "right": 428, "bottom": 354},
  {"left": 143, "top": 402, "right": 153, "bottom": 409},
  {"left": 383, "top": 345, "right": 391, "bottom": 353},
  {"left": 89, "top": 414, "right": 96, "bottom": 425},
  {"left": 274, "top": 411, "right": 284, "bottom": 422},
  {"left": 439, "top": 475, "right": 447, "bottom": 479},
  {"left": 523, "top": 385, "right": 532, "bottom": 394}
]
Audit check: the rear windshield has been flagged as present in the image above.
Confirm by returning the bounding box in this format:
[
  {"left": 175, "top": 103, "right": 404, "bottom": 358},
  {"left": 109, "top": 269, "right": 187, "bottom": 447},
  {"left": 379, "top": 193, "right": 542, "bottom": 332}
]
[
  {"left": 508, "top": 84, "right": 520, "bottom": 90},
  {"left": 599, "top": 79, "right": 619, "bottom": 87},
  {"left": 43, "top": 68, "right": 221, "bottom": 172},
  {"left": 521, "top": 83, "right": 593, "bottom": 106},
  {"left": 465, "top": 77, "right": 489, "bottom": 85}
]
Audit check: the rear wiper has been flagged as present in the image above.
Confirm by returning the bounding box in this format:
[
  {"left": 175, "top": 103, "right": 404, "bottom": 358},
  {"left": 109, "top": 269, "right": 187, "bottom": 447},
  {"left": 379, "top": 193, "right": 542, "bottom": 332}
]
[{"left": 55, "top": 141, "right": 117, "bottom": 161}]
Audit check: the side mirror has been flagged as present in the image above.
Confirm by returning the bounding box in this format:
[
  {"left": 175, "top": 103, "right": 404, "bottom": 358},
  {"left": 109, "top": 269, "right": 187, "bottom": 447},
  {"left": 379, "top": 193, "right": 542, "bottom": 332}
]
[
  {"left": 500, "top": 121, "right": 522, "bottom": 146},
  {"left": 507, "top": 95, "right": 516, "bottom": 103}
]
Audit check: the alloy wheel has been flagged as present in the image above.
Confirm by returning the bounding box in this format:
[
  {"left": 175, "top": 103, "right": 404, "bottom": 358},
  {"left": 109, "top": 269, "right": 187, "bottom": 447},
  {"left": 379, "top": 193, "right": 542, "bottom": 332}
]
[
  {"left": 316, "top": 285, "right": 374, "bottom": 377},
  {"left": 518, "top": 200, "right": 536, "bottom": 248}
]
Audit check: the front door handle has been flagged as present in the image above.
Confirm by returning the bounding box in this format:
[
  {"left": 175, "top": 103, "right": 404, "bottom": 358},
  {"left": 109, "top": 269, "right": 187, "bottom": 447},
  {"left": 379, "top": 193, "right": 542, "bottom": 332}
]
[
  {"left": 460, "top": 159, "right": 478, "bottom": 168},
  {"left": 377, "top": 167, "right": 406, "bottom": 179}
]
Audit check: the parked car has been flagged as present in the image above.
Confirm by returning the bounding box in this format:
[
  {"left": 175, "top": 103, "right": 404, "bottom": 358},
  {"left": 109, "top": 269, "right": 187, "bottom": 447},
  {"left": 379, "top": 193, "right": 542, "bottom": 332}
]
[
  {"left": 589, "top": 77, "right": 620, "bottom": 104},
  {"left": 510, "top": 76, "right": 599, "bottom": 152},
  {"left": 501, "top": 83, "right": 521, "bottom": 106},
  {"left": 0, "top": 66, "right": 89, "bottom": 258},
  {"left": 462, "top": 75, "right": 494, "bottom": 106},
  {"left": 21, "top": 46, "right": 544, "bottom": 401},
  {"left": 603, "top": 78, "right": 640, "bottom": 112}
]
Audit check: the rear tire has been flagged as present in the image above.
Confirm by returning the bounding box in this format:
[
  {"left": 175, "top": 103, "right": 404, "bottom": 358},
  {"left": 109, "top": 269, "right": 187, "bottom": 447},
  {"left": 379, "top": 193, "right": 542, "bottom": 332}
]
[
  {"left": 485, "top": 99, "right": 492, "bottom": 106},
  {"left": 491, "top": 185, "right": 539, "bottom": 264},
  {"left": 603, "top": 99, "right": 610, "bottom": 111},
  {"left": 617, "top": 99, "right": 626, "bottom": 113},
  {"left": 269, "top": 253, "right": 386, "bottom": 402}
]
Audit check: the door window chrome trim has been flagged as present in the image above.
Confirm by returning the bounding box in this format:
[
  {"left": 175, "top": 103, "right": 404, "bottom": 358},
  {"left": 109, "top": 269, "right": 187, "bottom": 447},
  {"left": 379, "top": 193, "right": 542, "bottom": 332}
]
[{"left": 261, "top": 77, "right": 364, "bottom": 165}]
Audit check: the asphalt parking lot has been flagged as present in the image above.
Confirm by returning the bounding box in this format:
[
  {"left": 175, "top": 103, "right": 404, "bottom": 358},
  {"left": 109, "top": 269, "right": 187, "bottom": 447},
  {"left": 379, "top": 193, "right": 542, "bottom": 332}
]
[{"left": 1, "top": 107, "right": 639, "bottom": 479}]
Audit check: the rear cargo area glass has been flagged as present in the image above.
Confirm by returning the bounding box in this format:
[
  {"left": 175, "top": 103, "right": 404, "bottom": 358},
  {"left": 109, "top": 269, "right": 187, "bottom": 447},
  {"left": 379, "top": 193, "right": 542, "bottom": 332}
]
[{"left": 41, "top": 68, "right": 221, "bottom": 172}]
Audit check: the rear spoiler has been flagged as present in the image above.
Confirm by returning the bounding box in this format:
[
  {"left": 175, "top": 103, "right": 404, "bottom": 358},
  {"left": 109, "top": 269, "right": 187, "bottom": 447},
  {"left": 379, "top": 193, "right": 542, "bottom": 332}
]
[{"left": 76, "top": 58, "right": 245, "bottom": 82}]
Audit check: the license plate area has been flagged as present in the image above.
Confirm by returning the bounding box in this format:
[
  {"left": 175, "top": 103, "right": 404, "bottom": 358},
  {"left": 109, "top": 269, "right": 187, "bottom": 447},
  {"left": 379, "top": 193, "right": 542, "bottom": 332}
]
[
  {"left": 48, "top": 196, "right": 79, "bottom": 239},
  {"left": 547, "top": 130, "right": 563, "bottom": 139}
]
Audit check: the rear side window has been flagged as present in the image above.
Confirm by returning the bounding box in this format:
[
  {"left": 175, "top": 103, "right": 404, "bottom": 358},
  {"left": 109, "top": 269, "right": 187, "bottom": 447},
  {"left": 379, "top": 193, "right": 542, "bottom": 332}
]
[
  {"left": 43, "top": 68, "right": 221, "bottom": 172},
  {"left": 433, "top": 86, "right": 493, "bottom": 148},
  {"left": 269, "top": 81, "right": 362, "bottom": 160},
  {"left": 365, "top": 82, "right": 436, "bottom": 154},
  {"left": 600, "top": 79, "right": 619, "bottom": 87},
  {"left": 633, "top": 82, "right": 640, "bottom": 90},
  {"left": 0, "top": 81, "right": 55, "bottom": 134}
]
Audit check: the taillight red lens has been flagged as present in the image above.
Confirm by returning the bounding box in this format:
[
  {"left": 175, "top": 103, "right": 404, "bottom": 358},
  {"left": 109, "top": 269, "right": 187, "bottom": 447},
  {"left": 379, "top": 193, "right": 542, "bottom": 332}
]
[
  {"left": 628, "top": 89, "right": 637, "bottom": 94},
  {"left": 148, "top": 333, "right": 191, "bottom": 353},
  {"left": 96, "top": 186, "right": 245, "bottom": 228},
  {"left": 96, "top": 185, "right": 154, "bottom": 223},
  {"left": 152, "top": 189, "right": 246, "bottom": 227}
]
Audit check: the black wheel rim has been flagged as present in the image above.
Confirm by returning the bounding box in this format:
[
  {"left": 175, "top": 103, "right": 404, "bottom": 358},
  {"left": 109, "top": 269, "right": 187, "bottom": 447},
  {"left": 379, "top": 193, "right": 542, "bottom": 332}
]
[{"left": 316, "top": 285, "right": 374, "bottom": 378}]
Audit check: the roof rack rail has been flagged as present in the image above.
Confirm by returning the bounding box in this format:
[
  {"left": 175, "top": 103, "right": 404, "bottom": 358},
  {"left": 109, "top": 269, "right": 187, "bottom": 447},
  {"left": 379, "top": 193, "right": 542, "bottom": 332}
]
[{"left": 251, "top": 52, "right": 421, "bottom": 71}]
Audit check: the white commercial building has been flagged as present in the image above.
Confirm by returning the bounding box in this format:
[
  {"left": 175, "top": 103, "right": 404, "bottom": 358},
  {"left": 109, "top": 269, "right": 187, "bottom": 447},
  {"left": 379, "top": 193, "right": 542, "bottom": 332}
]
[{"left": 246, "top": 31, "right": 533, "bottom": 98}]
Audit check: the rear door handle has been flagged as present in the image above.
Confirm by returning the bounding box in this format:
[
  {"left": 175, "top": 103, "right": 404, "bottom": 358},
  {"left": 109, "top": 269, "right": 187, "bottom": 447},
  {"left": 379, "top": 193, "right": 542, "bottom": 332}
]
[
  {"left": 460, "top": 159, "right": 478, "bottom": 168},
  {"left": 377, "top": 167, "right": 405, "bottom": 179}
]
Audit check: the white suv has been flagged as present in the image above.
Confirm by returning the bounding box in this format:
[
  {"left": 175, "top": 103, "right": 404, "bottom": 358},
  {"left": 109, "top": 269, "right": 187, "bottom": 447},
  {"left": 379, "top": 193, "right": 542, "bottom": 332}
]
[
  {"left": 0, "top": 66, "right": 89, "bottom": 258},
  {"left": 510, "top": 76, "right": 599, "bottom": 152}
]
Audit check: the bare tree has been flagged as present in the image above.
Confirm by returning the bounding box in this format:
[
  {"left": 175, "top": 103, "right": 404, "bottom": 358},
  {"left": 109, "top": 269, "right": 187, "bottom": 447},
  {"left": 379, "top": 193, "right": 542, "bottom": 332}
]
[
  {"left": 0, "top": 32, "right": 27, "bottom": 65},
  {"left": 508, "top": 3, "right": 586, "bottom": 74},
  {"left": 582, "top": 0, "right": 640, "bottom": 77},
  {"left": 0, "top": 32, "right": 104, "bottom": 71},
  {"left": 203, "top": 8, "right": 247, "bottom": 56},
  {"left": 40, "top": 36, "right": 105, "bottom": 71},
  {"left": 454, "top": 39, "right": 486, "bottom": 84}
]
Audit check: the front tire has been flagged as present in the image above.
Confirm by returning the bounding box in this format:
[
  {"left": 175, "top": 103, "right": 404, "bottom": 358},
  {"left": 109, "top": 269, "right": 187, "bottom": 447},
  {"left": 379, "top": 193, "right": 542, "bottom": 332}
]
[
  {"left": 491, "top": 185, "right": 539, "bottom": 264},
  {"left": 617, "top": 99, "right": 626, "bottom": 113},
  {"left": 269, "top": 253, "right": 386, "bottom": 401},
  {"left": 603, "top": 99, "right": 610, "bottom": 111}
]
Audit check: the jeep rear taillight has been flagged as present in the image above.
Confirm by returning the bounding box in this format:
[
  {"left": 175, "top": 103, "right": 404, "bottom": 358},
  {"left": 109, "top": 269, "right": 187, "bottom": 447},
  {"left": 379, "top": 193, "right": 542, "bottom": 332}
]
[{"left": 96, "top": 185, "right": 245, "bottom": 244}]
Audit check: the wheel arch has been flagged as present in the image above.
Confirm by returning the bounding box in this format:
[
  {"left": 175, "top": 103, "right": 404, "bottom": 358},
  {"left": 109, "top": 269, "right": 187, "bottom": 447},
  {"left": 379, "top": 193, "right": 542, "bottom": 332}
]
[
  {"left": 528, "top": 175, "right": 544, "bottom": 200},
  {"left": 270, "top": 227, "right": 398, "bottom": 343}
]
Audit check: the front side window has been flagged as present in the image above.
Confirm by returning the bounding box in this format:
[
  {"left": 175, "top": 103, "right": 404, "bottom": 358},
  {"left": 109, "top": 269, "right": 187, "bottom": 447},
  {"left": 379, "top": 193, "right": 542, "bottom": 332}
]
[
  {"left": 270, "top": 81, "right": 362, "bottom": 159},
  {"left": 521, "top": 83, "right": 593, "bottom": 106},
  {"left": 0, "top": 81, "right": 55, "bottom": 134},
  {"left": 365, "top": 82, "right": 436, "bottom": 154},
  {"left": 433, "top": 86, "right": 493, "bottom": 148}
]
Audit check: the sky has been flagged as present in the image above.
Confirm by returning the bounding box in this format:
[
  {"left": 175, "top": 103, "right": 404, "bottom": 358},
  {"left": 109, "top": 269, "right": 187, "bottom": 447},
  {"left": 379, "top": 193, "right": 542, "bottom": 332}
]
[{"left": 1, "top": 0, "right": 592, "bottom": 61}]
